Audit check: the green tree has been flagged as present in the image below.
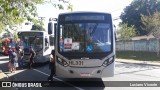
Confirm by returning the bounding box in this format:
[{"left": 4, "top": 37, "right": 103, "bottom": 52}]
[
  {"left": 31, "top": 24, "right": 45, "bottom": 31},
  {"left": 13, "top": 32, "right": 18, "bottom": 42},
  {"left": 0, "top": 0, "right": 44, "bottom": 31},
  {"left": 141, "top": 11, "right": 160, "bottom": 56},
  {"left": 118, "top": 23, "right": 136, "bottom": 41},
  {"left": 49, "top": 0, "right": 73, "bottom": 11},
  {"left": 120, "top": 0, "right": 160, "bottom": 36},
  {"left": 141, "top": 10, "right": 160, "bottom": 38},
  {"left": 0, "top": 0, "right": 72, "bottom": 33}
]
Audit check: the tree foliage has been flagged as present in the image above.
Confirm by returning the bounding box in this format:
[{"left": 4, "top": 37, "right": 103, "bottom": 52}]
[
  {"left": 48, "top": 0, "right": 73, "bottom": 11},
  {"left": 31, "top": 24, "right": 45, "bottom": 31},
  {"left": 141, "top": 10, "right": 160, "bottom": 38},
  {"left": 0, "top": 0, "right": 72, "bottom": 33},
  {"left": 118, "top": 23, "right": 136, "bottom": 41},
  {"left": 120, "top": 0, "right": 160, "bottom": 36},
  {"left": 0, "top": 0, "right": 44, "bottom": 32}
]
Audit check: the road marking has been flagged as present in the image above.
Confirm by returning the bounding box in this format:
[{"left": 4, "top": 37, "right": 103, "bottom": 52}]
[{"left": 33, "top": 69, "right": 84, "bottom": 90}]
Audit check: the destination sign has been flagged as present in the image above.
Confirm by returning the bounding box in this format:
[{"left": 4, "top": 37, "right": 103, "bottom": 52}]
[
  {"left": 65, "top": 15, "right": 105, "bottom": 21},
  {"left": 17, "top": 32, "right": 43, "bottom": 36}
]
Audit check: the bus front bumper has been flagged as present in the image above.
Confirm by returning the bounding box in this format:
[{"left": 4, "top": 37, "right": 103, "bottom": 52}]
[{"left": 55, "top": 62, "right": 114, "bottom": 78}]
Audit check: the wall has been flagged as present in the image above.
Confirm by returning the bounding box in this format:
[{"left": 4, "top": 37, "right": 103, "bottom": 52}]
[{"left": 116, "top": 39, "right": 159, "bottom": 52}]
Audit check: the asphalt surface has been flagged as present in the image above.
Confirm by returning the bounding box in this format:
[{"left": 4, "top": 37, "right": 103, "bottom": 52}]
[
  {"left": 1, "top": 56, "right": 160, "bottom": 80},
  {"left": 0, "top": 55, "right": 160, "bottom": 90}
]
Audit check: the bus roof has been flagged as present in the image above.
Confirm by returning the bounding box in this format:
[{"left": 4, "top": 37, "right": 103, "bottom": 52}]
[
  {"left": 59, "top": 11, "right": 111, "bottom": 16},
  {"left": 17, "top": 30, "right": 47, "bottom": 33}
]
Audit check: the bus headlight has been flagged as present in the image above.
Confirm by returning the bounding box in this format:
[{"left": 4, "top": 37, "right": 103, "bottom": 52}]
[
  {"left": 57, "top": 57, "right": 69, "bottom": 67},
  {"left": 102, "top": 56, "right": 114, "bottom": 67}
]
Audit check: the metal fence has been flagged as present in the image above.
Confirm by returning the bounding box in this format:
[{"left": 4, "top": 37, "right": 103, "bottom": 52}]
[{"left": 116, "top": 39, "right": 160, "bottom": 52}]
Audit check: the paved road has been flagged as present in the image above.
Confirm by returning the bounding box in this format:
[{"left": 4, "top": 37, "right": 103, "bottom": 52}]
[{"left": 0, "top": 56, "right": 160, "bottom": 90}]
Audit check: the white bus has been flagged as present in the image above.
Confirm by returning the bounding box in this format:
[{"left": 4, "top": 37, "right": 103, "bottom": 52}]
[
  {"left": 17, "top": 31, "right": 54, "bottom": 63},
  {"left": 49, "top": 12, "right": 115, "bottom": 78}
]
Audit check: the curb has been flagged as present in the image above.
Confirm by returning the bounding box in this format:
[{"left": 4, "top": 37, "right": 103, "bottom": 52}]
[{"left": 116, "top": 58, "right": 160, "bottom": 66}]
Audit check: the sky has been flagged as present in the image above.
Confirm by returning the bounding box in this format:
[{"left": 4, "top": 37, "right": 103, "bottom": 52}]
[{"left": 21, "top": 0, "right": 133, "bottom": 30}]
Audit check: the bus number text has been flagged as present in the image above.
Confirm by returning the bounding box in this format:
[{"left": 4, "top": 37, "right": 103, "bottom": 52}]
[{"left": 69, "top": 61, "right": 84, "bottom": 66}]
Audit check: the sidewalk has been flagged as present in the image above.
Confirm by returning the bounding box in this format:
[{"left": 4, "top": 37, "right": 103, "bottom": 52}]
[
  {"left": 0, "top": 69, "right": 8, "bottom": 80},
  {"left": 116, "top": 58, "right": 160, "bottom": 66},
  {"left": 0, "top": 56, "right": 9, "bottom": 81}
]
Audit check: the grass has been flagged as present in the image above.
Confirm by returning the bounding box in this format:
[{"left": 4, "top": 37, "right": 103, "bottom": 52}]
[{"left": 116, "top": 51, "right": 160, "bottom": 61}]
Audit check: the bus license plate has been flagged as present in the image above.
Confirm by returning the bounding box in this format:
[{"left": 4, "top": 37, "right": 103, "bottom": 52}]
[
  {"left": 69, "top": 60, "right": 84, "bottom": 66},
  {"left": 80, "top": 73, "right": 91, "bottom": 77}
]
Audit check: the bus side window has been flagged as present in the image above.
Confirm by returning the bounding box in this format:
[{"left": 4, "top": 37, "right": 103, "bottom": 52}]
[{"left": 49, "top": 36, "right": 54, "bottom": 46}]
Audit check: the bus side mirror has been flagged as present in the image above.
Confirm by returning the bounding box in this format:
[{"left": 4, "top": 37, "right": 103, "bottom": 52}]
[
  {"left": 48, "top": 22, "right": 53, "bottom": 34},
  {"left": 115, "top": 33, "right": 117, "bottom": 41},
  {"left": 54, "top": 23, "right": 57, "bottom": 45},
  {"left": 54, "top": 23, "right": 57, "bottom": 34},
  {"left": 113, "top": 25, "right": 117, "bottom": 41},
  {"left": 45, "top": 38, "right": 49, "bottom": 43}
]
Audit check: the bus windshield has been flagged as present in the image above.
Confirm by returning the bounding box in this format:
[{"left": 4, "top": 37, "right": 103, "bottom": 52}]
[
  {"left": 18, "top": 32, "right": 43, "bottom": 52},
  {"left": 59, "top": 23, "right": 111, "bottom": 53}
]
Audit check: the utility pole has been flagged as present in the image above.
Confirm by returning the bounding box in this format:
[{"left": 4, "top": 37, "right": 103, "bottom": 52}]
[
  {"left": 38, "top": 17, "right": 45, "bottom": 22},
  {"left": 38, "top": 17, "right": 45, "bottom": 31},
  {"left": 113, "top": 17, "right": 120, "bottom": 21}
]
